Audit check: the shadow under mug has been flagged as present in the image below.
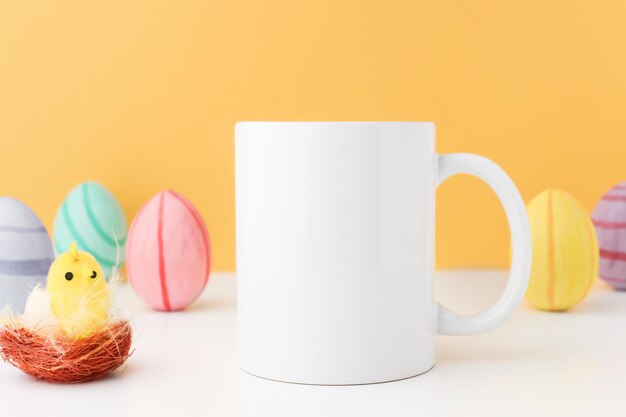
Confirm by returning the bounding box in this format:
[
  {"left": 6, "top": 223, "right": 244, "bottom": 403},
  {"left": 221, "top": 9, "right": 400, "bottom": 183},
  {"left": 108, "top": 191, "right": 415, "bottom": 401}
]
[{"left": 235, "top": 122, "right": 531, "bottom": 385}]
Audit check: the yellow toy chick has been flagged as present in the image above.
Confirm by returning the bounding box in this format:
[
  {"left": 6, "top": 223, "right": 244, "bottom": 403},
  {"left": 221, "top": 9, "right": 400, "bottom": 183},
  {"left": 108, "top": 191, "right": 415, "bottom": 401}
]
[{"left": 46, "top": 242, "right": 110, "bottom": 339}]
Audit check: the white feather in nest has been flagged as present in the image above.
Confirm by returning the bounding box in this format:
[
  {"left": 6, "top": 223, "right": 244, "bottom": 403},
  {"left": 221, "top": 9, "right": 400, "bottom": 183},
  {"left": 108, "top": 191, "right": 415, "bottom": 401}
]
[
  {"left": 20, "top": 285, "right": 59, "bottom": 337},
  {"left": 106, "top": 267, "right": 127, "bottom": 321}
]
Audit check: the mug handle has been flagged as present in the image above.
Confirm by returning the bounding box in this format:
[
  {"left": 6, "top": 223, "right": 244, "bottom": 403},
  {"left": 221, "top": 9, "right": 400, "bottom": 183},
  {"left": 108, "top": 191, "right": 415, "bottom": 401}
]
[{"left": 436, "top": 153, "right": 532, "bottom": 335}]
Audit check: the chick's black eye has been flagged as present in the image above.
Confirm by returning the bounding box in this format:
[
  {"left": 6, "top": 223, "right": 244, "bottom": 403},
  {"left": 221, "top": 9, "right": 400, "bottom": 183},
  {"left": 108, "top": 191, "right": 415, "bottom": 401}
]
[
  {"left": 65, "top": 272, "right": 73, "bottom": 281},
  {"left": 91, "top": 270, "right": 97, "bottom": 279}
]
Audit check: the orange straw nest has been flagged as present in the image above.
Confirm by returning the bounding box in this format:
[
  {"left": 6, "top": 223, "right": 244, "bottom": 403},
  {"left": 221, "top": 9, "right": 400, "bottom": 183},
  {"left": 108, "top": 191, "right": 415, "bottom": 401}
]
[{"left": 0, "top": 320, "right": 132, "bottom": 383}]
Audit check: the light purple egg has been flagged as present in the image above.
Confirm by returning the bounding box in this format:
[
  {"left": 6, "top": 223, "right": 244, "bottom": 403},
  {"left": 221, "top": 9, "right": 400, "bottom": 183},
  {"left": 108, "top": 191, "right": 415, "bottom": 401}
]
[{"left": 592, "top": 182, "right": 626, "bottom": 290}]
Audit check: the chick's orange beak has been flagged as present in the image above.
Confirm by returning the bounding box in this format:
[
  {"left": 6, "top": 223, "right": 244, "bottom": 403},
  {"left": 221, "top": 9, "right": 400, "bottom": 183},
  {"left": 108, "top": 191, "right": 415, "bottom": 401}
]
[{"left": 82, "top": 266, "right": 94, "bottom": 280}]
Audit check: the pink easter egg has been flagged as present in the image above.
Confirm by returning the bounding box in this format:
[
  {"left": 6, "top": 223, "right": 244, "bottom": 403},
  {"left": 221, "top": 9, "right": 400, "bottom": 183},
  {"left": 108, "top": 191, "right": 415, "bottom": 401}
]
[
  {"left": 592, "top": 182, "right": 626, "bottom": 290},
  {"left": 127, "top": 190, "right": 211, "bottom": 310}
]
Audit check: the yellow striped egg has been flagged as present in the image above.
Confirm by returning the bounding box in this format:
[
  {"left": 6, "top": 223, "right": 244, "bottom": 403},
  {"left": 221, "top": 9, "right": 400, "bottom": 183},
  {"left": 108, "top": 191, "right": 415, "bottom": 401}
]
[{"left": 525, "top": 189, "right": 598, "bottom": 311}]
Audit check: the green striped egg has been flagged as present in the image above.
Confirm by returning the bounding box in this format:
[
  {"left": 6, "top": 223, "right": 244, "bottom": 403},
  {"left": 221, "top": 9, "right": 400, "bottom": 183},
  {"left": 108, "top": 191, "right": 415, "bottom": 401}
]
[{"left": 53, "top": 181, "right": 127, "bottom": 278}]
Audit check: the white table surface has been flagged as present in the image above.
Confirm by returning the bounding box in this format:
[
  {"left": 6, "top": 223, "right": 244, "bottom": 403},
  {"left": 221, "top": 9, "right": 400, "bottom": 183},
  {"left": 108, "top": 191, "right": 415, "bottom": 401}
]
[{"left": 0, "top": 270, "right": 624, "bottom": 417}]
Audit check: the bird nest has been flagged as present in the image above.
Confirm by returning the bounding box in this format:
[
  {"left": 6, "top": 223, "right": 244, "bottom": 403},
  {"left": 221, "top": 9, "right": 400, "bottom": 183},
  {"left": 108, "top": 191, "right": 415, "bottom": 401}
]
[{"left": 0, "top": 320, "right": 132, "bottom": 383}]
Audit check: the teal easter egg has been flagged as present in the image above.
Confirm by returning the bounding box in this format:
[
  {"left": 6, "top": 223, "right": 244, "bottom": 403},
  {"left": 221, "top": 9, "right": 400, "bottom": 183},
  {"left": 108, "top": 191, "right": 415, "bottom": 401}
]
[
  {"left": 0, "top": 197, "right": 54, "bottom": 313},
  {"left": 53, "top": 181, "right": 127, "bottom": 277}
]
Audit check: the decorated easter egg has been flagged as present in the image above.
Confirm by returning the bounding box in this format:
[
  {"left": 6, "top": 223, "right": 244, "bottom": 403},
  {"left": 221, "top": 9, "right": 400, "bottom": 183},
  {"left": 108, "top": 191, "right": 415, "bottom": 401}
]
[
  {"left": 53, "top": 181, "right": 127, "bottom": 277},
  {"left": 126, "top": 190, "right": 210, "bottom": 311},
  {"left": 0, "top": 198, "right": 54, "bottom": 313},
  {"left": 525, "top": 189, "right": 598, "bottom": 311},
  {"left": 592, "top": 182, "right": 626, "bottom": 290}
]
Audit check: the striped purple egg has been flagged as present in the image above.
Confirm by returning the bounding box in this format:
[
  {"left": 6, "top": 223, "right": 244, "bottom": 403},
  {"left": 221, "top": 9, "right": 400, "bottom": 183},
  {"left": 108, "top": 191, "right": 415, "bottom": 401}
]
[
  {"left": 0, "top": 197, "right": 54, "bottom": 313},
  {"left": 592, "top": 182, "right": 626, "bottom": 290}
]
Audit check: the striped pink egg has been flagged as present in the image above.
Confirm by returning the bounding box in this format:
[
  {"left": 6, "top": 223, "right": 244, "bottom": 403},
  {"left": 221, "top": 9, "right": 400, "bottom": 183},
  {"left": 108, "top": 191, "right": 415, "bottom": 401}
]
[
  {"left": 592, "top": 182, "right": 626, "bottom": 290},
  {"left": 127, "top": 190, "right": 211, "bottom": 310}
]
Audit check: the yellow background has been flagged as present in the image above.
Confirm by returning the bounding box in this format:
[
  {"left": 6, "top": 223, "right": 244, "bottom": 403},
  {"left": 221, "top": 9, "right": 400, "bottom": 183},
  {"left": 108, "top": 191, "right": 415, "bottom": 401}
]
[{"left": 1, "top": 1, "right": 625, "bottom": 271}]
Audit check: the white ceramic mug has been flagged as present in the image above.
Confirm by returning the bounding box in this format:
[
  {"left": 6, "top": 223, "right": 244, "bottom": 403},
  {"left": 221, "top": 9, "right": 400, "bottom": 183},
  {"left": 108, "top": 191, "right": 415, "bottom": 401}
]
[{"left": 235, "top": 122, "right": 531, "bottom": 385}]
